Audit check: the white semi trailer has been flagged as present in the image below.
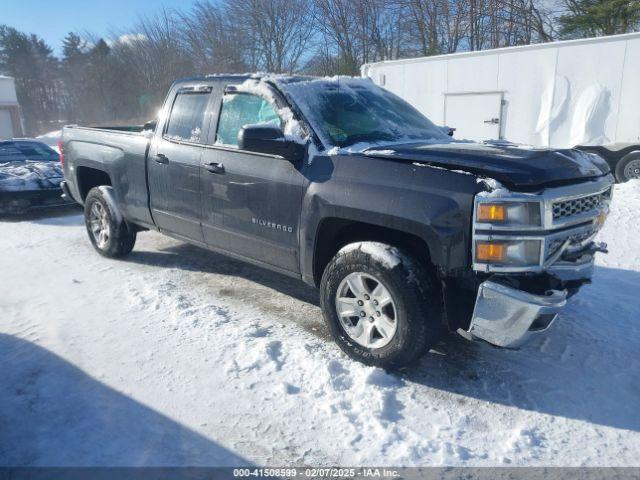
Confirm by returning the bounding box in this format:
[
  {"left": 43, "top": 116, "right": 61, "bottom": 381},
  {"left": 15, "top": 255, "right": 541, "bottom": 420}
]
[{"left": 362, "top": 32, "right": 640, "bottom": 182}]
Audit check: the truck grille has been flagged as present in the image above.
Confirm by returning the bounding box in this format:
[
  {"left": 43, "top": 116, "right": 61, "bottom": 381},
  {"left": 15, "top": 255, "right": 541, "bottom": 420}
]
[
  {"left": 545, "top": 228, "right": 597, "bottom": 261},
  {"left": 552, "top": 188, "right": 611, "bottom": 220}
]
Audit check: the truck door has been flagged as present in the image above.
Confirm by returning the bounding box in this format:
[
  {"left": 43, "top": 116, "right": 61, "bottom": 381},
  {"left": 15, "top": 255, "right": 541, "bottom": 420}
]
[
  {"left": 445, "top": 92, "right": 503, "bottom": 141},
  {"left": 148, "top": 85, "right": 213, "bottom": 242},
  {"left": 199, "top": 89, "right": 304, "bottom": 273}
]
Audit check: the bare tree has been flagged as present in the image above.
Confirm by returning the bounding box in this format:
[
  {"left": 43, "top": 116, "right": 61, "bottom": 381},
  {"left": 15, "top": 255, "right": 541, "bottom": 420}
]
[
  {"left": 399, "top": 0, "right": 469, "bottom": 55},
  {"left": 112, "top": 9, "right": 194, "bottom": 95},
  {"left": 178, "top": 1, "right": 250, "bottom": 73},
  {"left": 314, "top": 0, "right": 408, "bottom": 74},
  {"left": 225, "top": 0, "right": 316, "bottom": 73}
]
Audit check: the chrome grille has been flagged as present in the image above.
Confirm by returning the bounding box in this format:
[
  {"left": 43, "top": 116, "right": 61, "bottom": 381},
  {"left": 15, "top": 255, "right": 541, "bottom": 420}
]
[
  {"left": 552, "top": 188, "right": 611, "bottom": 220},
  {"left": 545, "top": 228, "right": 597, "bottom": 260}
]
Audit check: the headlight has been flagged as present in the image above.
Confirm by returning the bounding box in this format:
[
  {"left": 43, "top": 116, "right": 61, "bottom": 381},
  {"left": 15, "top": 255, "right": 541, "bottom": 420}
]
[
  {"left": 476, "top": 201, "right": 542, "bottom": 227},
  {"left": 475, "top": 239, "right": 541, "bottom": 266}
]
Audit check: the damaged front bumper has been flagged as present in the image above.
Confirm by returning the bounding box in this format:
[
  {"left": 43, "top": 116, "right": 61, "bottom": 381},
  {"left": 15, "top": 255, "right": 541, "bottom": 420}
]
[
  {"left": 464, "top": 175, "right": 614, "bottom": 348},
  {"left": 464, "top": 280, "right": 567, "bottom": 348}
]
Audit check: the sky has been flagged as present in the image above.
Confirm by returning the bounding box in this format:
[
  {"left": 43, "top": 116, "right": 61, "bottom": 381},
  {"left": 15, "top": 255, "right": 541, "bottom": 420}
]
[{"left": 2, "top": 0, "right": 197, "bottom": 55}]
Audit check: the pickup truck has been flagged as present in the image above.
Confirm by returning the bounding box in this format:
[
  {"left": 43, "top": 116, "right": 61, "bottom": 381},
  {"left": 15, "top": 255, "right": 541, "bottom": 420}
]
[{"left": 60, "top": 74, "right": 614, "bottom": 368}]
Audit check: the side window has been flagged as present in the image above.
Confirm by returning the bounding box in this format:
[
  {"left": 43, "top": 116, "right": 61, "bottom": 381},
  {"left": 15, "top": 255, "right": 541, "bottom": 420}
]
[
  {"left": 164, "top": 90, "right": 210, "bottom": 143},
  {"left": 215, "top": 93, "right": 282, "bottom": 147}
]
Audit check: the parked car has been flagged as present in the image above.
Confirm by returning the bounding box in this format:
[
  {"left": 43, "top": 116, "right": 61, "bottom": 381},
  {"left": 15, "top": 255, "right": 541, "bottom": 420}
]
[
  {"left": 0, "top": 139, "right": 72, "bottom": 215},
  {"left": 60, "top": 75, "right": 614, "bottom": 368}
]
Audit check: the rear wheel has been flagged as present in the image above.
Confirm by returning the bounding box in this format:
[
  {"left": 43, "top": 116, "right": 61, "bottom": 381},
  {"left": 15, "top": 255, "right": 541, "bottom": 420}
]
[
  {"left": 615, "top": 152, "right": 640, "bottom": 182},
  {"left": 84, "top": 187, "right": 136, "bottom": 258},
  {"left": 320, "top": 242, "right": 441, "bottom": 368}
]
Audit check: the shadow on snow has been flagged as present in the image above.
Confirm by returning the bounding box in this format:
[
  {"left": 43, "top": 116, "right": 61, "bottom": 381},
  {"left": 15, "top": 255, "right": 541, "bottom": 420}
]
[{"left": 0, "top": 333, "right": 249, "bottom": 467}]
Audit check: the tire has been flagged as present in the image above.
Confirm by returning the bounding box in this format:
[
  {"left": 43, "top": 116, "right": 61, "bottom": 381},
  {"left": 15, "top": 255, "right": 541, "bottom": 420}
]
[
  {"left": 320, "top": 241, "right": 442, "bottom": 368},
  {"left": 615, "top": 152, "right": 640, "bottom": 183},
  {"left": 84, "top": 186, "right": 136, "bottom": 258}
]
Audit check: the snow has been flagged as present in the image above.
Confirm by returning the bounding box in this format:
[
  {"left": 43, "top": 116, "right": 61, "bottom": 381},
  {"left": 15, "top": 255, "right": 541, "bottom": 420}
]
[
  {"left": 412, "top": 162, "right": 475, "bottom": 176},
  {"left": 476, "top": 176, "right": 508, "bottom": 196},
  {"left": 365, "top": 149, "right": 396, "bottom": 155},
  {"left": 1, "top": 181, "right": 640, "bottom": 466},
  {"left": 327, "top": 140, "right": 449, "bottom": 156},
  {"left": 235, "top": 79, "right": 307, "bottom": 143},
  {"left": 338, "top": 242, "right": 402, "bottom": 269}
]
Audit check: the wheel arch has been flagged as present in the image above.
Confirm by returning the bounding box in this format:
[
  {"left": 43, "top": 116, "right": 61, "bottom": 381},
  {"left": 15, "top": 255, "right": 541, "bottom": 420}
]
[
  {"left": 311, "top": 216, "right": 436, "bottom": 287},
  {"left": 76, "top": 166, "right": 112, "bottom": 202}
]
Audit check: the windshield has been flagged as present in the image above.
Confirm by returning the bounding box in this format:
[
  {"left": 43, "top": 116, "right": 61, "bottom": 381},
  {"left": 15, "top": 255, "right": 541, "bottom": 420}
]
[
  {"left": 0, "top": 141, "right": 60, "bottom": 162},
  {"left": 277, "top": 77, "right": 451, "bottom": 149}
]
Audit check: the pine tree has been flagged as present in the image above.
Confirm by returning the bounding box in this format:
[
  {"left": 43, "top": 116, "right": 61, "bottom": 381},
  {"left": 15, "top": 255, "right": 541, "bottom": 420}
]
[
  {"left": 0, "top": 25, "right": 60, "bottom": 134},
  {"left": 60, "top": 32, "right": 89, "bottom": 122},
  {"left": 560, "top": 0, "right": 640, "bottom": 38}
]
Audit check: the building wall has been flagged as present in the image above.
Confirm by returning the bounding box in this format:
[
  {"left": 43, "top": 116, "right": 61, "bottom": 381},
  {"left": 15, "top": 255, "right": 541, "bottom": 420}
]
[{"left": 0, "top": 76, "right": 22, "bottom": 138}]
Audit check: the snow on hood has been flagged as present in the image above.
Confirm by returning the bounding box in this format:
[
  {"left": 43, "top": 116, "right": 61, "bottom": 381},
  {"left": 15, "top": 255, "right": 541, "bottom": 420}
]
[{"left": 0, "top": 160, "right": 63, "bottom": 192}]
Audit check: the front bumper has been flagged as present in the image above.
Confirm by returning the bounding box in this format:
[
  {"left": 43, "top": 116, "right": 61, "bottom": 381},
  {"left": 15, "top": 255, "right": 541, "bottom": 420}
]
[
  {"left": 465, "top": 280, "right": 568, "bottom": 348},
  {"left": 0, "top": 187, "right": 73, "bottom": 214}
]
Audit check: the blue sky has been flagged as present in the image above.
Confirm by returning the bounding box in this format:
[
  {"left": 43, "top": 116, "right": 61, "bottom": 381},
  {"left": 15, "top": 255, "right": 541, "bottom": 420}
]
[{"left": 2, "top": 0, "right": 198, "bottom": 55}]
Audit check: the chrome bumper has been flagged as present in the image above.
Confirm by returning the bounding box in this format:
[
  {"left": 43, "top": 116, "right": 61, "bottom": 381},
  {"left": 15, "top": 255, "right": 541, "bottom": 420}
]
[{"left": 465, "top": 280, "right": 568, "bottom": 348}]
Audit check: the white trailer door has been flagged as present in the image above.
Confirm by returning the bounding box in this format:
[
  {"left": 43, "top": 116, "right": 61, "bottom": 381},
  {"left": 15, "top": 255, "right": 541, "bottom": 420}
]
[
  {"left": 445, "top": 92, "right": 503, "bottom": 141},
  {"left": 0, "top": 109, "right": 14, "bottom": 139}
]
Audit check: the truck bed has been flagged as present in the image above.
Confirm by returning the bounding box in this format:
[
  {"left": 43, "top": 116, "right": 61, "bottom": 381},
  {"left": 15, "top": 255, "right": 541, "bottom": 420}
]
[{"left": 61, "top": 125, "right": 154, "bottom": 227}]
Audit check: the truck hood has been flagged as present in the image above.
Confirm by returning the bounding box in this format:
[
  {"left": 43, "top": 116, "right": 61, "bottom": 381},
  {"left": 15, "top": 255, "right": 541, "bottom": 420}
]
[
  {"left": 0, "top": 160, "right": 63, "bottom": 192},
  {"left": 363, "top": 141, "right": 611, "bottom": 189}
]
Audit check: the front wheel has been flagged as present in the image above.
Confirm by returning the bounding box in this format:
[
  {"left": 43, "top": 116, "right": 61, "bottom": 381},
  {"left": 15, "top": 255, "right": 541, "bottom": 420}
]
[
  {"left": 320, "top": 242, "right": 442, "bottom": 368},
  {"left": 84, "top": 187, "right": 136, "bottom": 258}
]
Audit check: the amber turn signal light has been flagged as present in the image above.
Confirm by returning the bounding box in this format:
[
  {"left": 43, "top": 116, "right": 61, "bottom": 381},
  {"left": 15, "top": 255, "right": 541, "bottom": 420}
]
[
  {"left": 476, "top": 242, "right": 507, "bottom": 262},
  {"left": 477, "top": 203, "right": 506, "bottom": 222}
]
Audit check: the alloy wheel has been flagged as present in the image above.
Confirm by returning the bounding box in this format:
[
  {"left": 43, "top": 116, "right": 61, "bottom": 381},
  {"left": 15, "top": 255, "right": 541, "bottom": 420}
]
[{"left": 335, "top": 272, "right": 398, "bottom": 348}]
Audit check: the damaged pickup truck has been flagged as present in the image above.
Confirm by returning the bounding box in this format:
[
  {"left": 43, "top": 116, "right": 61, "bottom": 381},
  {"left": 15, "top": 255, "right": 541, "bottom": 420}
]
[{"left": 60, "top": 75, "right": 614, "bottom": 367}]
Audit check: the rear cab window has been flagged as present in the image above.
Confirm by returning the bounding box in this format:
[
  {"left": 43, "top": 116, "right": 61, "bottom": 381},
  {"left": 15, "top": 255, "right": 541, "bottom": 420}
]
[
  {"left": 164, "top": 86, "right": 212, "bottom": 144},
  {"left": 215, "top": 93, "right": 282, "bottom": 147}
]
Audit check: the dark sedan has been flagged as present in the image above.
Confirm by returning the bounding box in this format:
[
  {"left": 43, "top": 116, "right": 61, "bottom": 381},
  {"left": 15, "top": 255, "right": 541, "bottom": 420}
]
[{"left": 0, "top": 139, "right": 72, "bottom": 214}]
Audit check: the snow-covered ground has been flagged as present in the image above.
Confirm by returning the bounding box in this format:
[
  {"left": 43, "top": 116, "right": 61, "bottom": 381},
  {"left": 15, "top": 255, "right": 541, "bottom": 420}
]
[{"left": 1, "top": 182, "right": 639, "bottom": 467}]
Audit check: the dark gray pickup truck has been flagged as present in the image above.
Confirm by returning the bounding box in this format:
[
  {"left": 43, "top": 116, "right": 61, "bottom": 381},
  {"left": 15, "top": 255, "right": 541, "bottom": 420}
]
[{"left": 61, "top": 74, "right": 614, "bottom": 367}]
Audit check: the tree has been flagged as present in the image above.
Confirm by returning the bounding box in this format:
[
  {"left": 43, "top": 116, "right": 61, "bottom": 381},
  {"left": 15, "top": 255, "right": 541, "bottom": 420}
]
[
  {"left": 60, "top": 32, "right": 89, "bottom": 122},
  {"left": 109, "top": 9, "right": 196, "bottom": 121},
  {"left": 0, "top": 25, "right": 60, "bottom": 135},
  {"left": 178, "top": 1, "right": 249, "bottom": 73},
  {"left": 559, "top": 0, "right": 640, "bottom": 37},
  {"left": 225, "top": 0, "right": 316, "bottom": 73}
]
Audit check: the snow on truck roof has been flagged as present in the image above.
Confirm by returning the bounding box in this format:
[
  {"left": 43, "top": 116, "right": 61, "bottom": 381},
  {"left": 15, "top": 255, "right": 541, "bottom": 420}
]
[
  {"left": 174, "top": 73, "right": 325, "bottom": 85},
  {"left": 362, "top": 31, "right": 640, "bottom": 70}
]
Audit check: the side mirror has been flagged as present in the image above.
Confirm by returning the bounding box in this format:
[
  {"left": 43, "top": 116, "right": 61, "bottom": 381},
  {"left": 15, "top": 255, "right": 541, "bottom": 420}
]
[
  {"left": 442, "top": 125, "right": 456, "bottom": 137},
  {"left": 143, "top": 120, "right": 157, "bottom": 131},
  {"left": 238, "top": 124, "right": 305, "bottom": 162}
]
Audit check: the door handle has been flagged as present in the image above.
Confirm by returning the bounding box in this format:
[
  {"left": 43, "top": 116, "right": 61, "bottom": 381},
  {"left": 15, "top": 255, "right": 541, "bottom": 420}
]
[
  {"left": 484, "top": 118, "right": 500, "bottom": 125},
  {"left": 206, "top": 162, "right": 225, "bottom": 174},
  {"left": 154, "top": 153, "right": 169, "bottom": 164}
]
